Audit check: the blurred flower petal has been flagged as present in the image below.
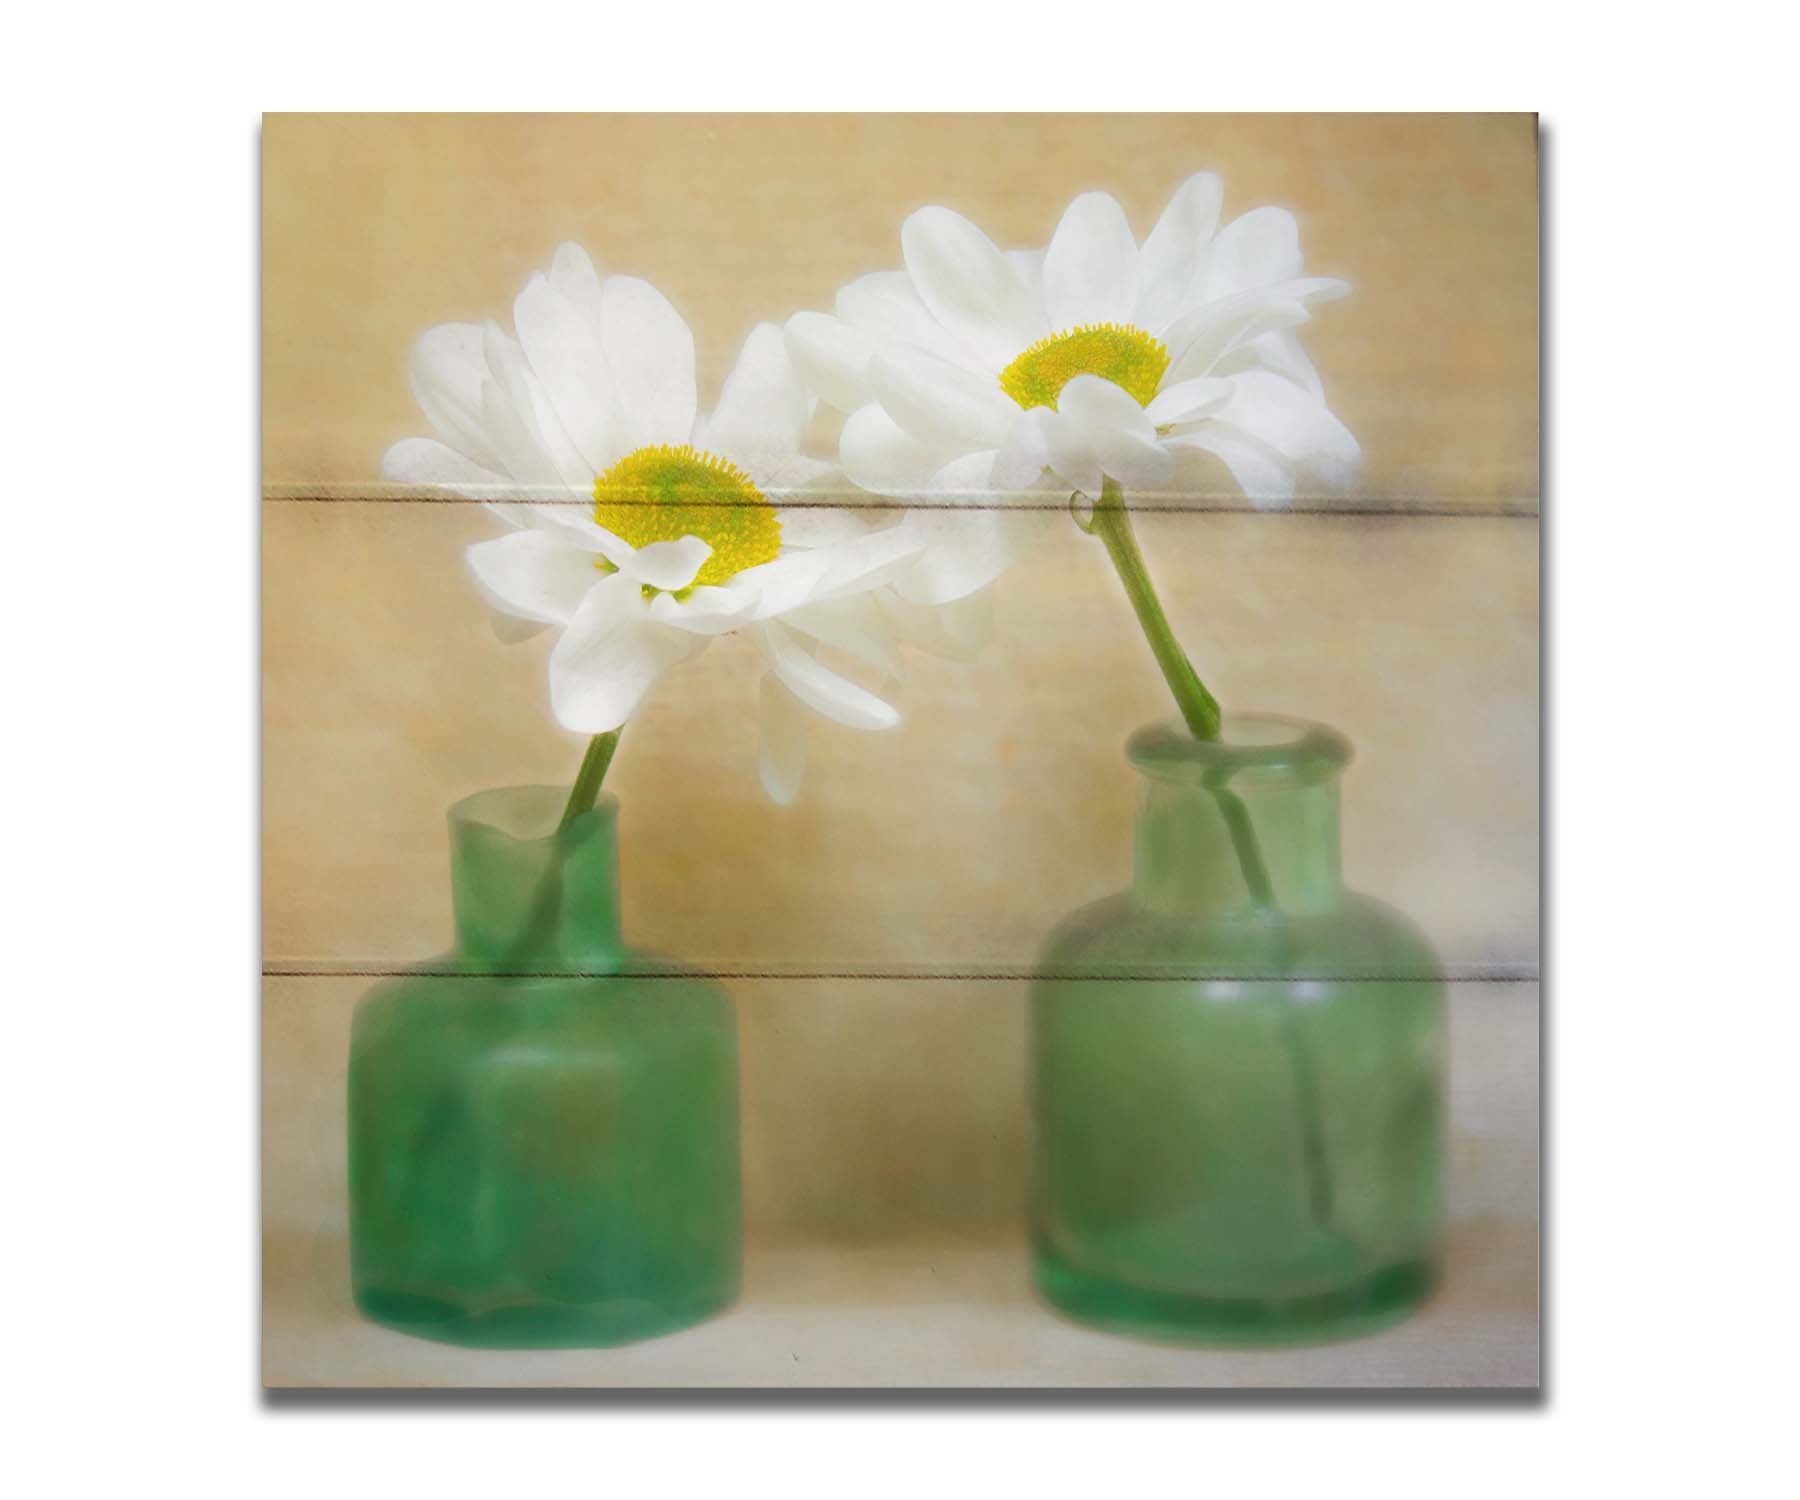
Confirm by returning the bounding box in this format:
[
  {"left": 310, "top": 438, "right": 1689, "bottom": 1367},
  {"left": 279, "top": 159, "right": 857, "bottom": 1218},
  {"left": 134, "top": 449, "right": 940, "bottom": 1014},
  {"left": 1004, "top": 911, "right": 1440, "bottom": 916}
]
[
  {"left": 1043, "top": 191, "right": 1139, "bottom": 330},
  {"left": 761, "top": 619, "right": 901, "bottom": 730},
  {"left": 757, "top": 672, "right": 810, "bottom": 805}
]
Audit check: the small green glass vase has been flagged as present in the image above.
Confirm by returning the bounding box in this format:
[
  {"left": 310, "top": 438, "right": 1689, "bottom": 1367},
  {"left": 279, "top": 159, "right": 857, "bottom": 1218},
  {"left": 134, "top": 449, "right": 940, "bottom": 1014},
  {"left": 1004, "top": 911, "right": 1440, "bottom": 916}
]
[
  {"left": 348, "top": 786, "right": 742, "bottom": 1348},
  {"left": 1031, "top": 716, "right": 1446, "bottom": 1345}
]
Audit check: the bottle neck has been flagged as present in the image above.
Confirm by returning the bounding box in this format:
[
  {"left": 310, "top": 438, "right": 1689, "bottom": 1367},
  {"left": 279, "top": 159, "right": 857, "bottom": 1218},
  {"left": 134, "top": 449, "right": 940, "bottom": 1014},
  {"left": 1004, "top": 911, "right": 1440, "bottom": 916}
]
[
  {"left": 448, "top": 786, "right": 624, "bottom": 969},
  {"left": 1128, "top": 717, "right": 1349, "bottom": 918}
]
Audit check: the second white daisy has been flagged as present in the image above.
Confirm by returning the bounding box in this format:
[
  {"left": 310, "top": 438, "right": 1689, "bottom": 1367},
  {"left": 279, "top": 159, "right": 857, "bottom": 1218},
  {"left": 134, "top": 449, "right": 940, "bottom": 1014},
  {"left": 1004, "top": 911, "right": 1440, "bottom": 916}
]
[{"left": 784, "top": 174, "right": 1363, "bottom": 602}]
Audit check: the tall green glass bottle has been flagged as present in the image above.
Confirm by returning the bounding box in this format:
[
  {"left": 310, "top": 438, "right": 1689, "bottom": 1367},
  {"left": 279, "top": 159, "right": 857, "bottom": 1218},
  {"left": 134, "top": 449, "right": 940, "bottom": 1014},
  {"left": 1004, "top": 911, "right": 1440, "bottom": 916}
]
[
  {"left": 348, "top": 786, "right": 741, "bottom": 1348},
  {"left": 1031, "top": 716, "right": 1446, "bottom": 1344}
]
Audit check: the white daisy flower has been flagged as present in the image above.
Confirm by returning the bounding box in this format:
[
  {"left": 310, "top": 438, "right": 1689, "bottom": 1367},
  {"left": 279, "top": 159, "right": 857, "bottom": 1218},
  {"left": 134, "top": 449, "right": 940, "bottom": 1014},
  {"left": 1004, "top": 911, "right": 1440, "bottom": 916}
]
[
  {"left": 784, "top": 174, "right": 1362, "bottom": 600},
  {"left": 383, "top": 243, "right": 930, "bottom": 803}
]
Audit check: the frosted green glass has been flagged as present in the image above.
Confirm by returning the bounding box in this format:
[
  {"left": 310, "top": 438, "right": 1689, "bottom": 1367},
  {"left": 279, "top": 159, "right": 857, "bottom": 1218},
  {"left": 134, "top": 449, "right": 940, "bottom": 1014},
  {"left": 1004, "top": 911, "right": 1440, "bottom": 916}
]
[
  {"left": 348, "top": 787, "right": 741, "bottom": 1348},
  {"left": 1031, "top": 717, "right": 1446, "bottom": 1344}
]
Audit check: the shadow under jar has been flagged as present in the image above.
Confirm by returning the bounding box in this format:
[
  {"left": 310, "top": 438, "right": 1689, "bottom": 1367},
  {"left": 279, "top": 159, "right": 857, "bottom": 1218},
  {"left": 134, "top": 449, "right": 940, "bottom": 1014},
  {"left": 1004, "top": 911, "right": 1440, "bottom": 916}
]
[
  {"left": 1031, "top": 716, "right": 1446, "bottom": 1345},
  {"left": 348, "top": 786, "right": 742, "bottom": 1348}
]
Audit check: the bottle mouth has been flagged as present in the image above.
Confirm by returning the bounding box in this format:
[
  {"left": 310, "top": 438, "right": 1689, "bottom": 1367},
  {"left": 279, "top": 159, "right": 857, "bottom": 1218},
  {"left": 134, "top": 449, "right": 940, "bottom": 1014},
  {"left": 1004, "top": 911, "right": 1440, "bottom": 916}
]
[
  {"left": 1127, "top": 714, "right": 1352, "bottom": 786},
  {"left": 448, "top": 784, "right": 619, "bottom": 845}
]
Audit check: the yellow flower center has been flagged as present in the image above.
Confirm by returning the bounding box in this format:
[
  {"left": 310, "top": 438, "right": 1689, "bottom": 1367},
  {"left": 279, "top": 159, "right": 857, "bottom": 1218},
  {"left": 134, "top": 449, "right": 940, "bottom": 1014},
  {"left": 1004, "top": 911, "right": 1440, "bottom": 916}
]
[
  {"left": 998, "top": 322, "right": 1170, "bottom": 411},
  {"left": 592, "top": 444, "right": 782, "bottom": 590}
]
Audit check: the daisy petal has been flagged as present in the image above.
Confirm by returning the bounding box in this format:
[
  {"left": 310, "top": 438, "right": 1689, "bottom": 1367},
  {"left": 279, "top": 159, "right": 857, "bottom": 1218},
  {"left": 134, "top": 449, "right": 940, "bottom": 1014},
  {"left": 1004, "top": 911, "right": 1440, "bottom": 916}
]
[
  {"left": 805, "top": 521, "right": 929, "bottom": 600},
  {"left": 600, "top": 275, "right": 697, "bottom": 448},
  {"left": 409, "top": 323, "right": 500, "bottom": 469},
  {"left": 783, "top": 594, "right": 904, "bottom": 677},
  {"left": 701, "top": 323, "right": 810, "bottom": 482},
  {"left": 1042, "top": 413, "right": 1104, "bottom": 498},
  {"left": 1090, "top": 427, "right": 1176, "bottom": 491},
  {"left": 836, "top": 271, "right": 985, "bottom": 372},
  {"left": 514, "top": 271, "right": 623, "bottom": 474},
  {"left": 479, "top": 371, "right": 563, "bottom": 487},
  {"left": 840, "top": 404, "right": 959, "bottom": 496},
  {"left": 549, "top": 576, "right": 697, "bottom": 732},
  {"left": 730, "top": 553, "right": 834, "bottom": 618},
  {"left": 762, "top": 619, "right": 901, "bottom": 730},
  {"left": 648, "top": 583, "right": 761, "bottom": 635},
  {"left": 1167, "top": 427, "right": 1297, "bottom": 509},
  {"left": 754, "top": 453, "right": 839, "bottom": 497},
  {"left": 757, "top": 672, "right": 810, "bottom": 805},
  {"left": 992, "top": 408, "right": 1054, "bottom": 494},
  {"left": 623, "top": 535, "right": 711, "bottom": 592},
  {"left": 1220, "top": 370, "right": 1361, "bottom": 476},
  {"left": 490, "top": 610, "right": 550, "bottom": 644},
  {"left": 1199, "top": 206, "right": 1305, "bottom": 300},
  {"left": 1215, "top": 327, "right": 1324, "bottom": 399},
  {"left": 1146, "top": 377, "right": 1236, "bottom": 427},
  {"left": 547, "top": 243, "right": 608, "bottom": 344},
  {"left": 1055, "top": 373, "right": 1157, "bottom": 441},
  {"left": 512, "top": 506, "right": 635, "bottom": 567},
  {"left": 900, "top": 207, "right": 1047, "bottom": 370},
  {"left": 382, "top": 437, "right": 510, "bottom": 498},
  {"left": 774, "top": 502, "right": 880, "bottom": 550},
  {"left": 1005, "top": 249, "right": 1045, "bottom": 304},
  {"left": 483, "top": 321, "right": 591, "bottom": 489},
  {"left": 1043, "top": 192, "right": 1140, "bottom": 330},
  {"left": 466, "top": 527, "right": 601, "bottom": 626},
  {"left": 785, "top": 312, "right": 875, "bottom": 413},
  {"left": 1162, "top": 279, "right": 1344, "bottom": 384},
  {"left": 897, "top": 501, "right": 1048, "bottom": 606},
  {"left": 868, "top": 344, "right": 1018, "bottom": 450},
  {"left": 1136, "top": 172, "right": 1224, "bottom": 332}
]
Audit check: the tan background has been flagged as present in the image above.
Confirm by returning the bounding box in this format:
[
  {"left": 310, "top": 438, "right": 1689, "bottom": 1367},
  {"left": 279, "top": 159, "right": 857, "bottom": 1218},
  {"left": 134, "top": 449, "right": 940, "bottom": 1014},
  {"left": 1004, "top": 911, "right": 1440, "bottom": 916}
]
[
  {"left": 261, "top": 114, "right": 1538, "bottom": 1385},
  {"left": 264, "top": 113, "right": 1538, "bottom": 505}
]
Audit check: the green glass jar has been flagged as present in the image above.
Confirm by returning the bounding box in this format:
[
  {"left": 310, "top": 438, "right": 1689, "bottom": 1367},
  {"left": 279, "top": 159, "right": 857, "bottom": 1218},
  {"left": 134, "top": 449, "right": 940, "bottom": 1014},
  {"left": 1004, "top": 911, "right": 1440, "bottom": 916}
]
[
  {"left": 348, "top": 786, "right": 742, "bottom": 1348},
  {"left": 1031, "top": 716, "right": 1446, "bottom": 1344}
]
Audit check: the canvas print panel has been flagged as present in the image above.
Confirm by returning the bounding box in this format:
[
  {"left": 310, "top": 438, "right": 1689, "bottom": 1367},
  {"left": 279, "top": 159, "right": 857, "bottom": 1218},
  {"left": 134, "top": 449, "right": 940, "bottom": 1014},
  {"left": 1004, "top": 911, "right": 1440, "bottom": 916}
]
[{"left": 261, "top": 112, "right": 1538, "bottom": 1387}]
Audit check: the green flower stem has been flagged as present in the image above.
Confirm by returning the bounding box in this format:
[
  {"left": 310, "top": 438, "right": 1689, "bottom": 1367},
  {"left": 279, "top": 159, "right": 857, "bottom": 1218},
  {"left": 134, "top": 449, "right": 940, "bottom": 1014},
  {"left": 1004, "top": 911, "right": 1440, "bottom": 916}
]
[
  {"left": 1088, "top": 480, "right": 1273, "bottom": 908},
  {"left": 1278, "top": 984, "right": 1337, "bottom": 1226},
  {"left": 557, "top": 729, "right": 622, "bottom": 833},
  {"left": 1089, "top": 480, "right": 1222, "bottom": 741},
  {"left": 494, "top": 730, "right": 623, "bottom": 975},
  {"left": 1087, "top": 477, "right": 1333, "bottom": 1229}
]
